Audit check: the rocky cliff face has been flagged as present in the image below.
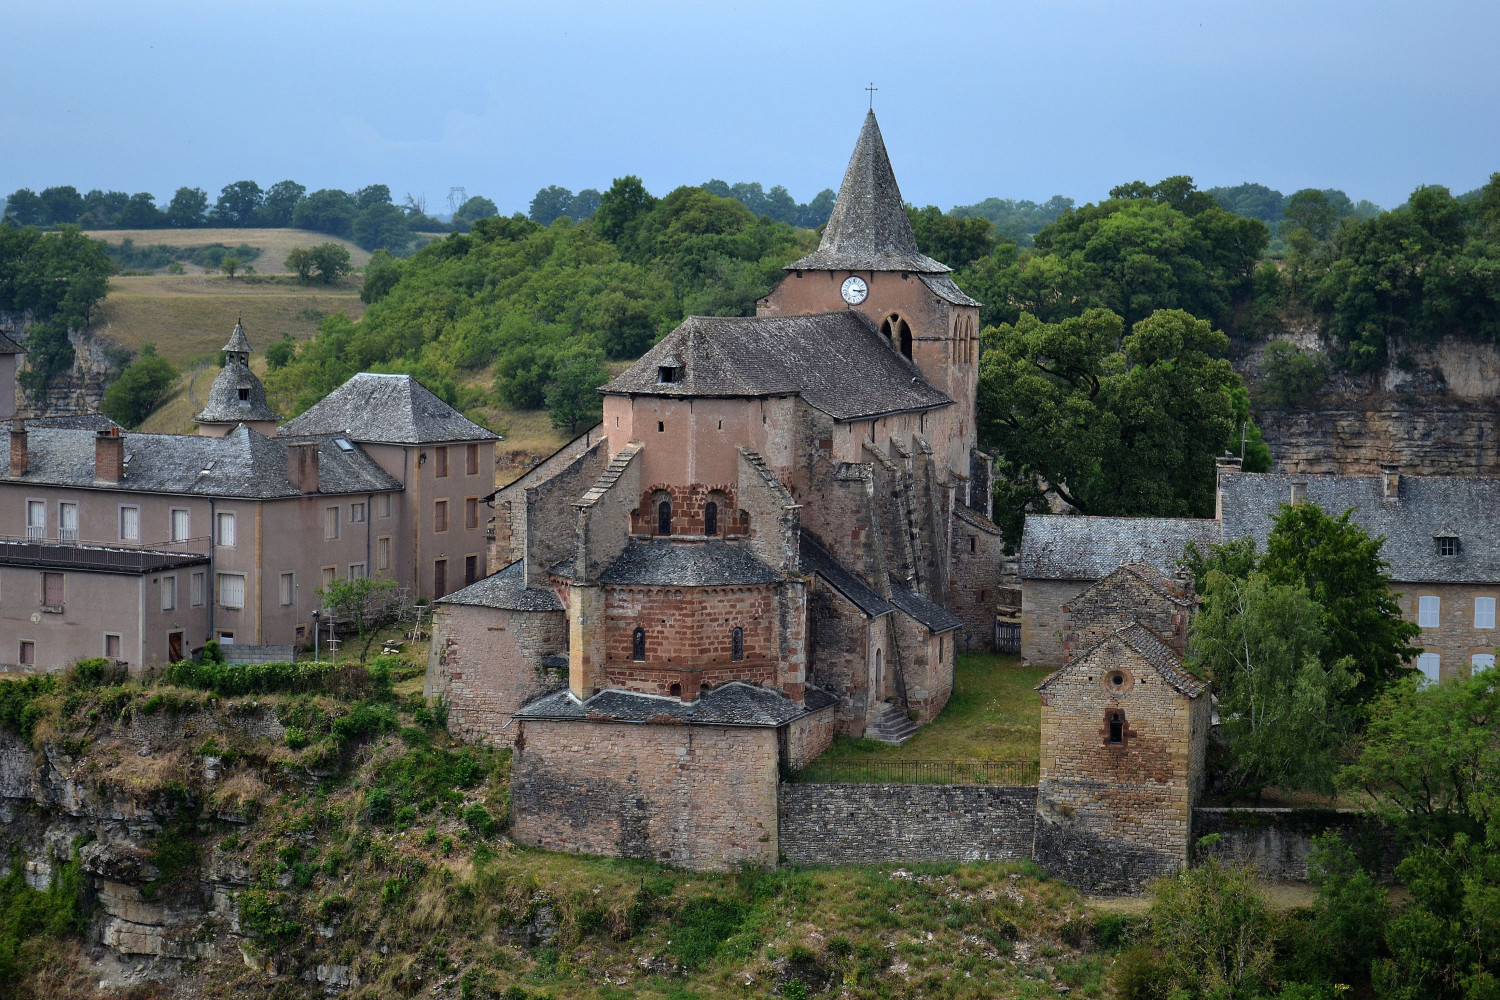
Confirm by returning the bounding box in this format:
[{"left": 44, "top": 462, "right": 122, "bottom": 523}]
[
  {"left": 1238, "top": 327, "right": 1500, "bottom": 476},
  {"left": 0, "top": 310, "right": 124, "bottom": 418}
]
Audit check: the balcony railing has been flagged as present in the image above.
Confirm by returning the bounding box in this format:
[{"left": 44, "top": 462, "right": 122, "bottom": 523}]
[{"left": 0, "top": 532, "right": 211, "bottom": 555}]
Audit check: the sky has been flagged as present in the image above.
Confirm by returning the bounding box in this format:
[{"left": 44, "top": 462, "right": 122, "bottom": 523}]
[{"left": 5, "top": 0, "right": 1499, "bottom": 216}]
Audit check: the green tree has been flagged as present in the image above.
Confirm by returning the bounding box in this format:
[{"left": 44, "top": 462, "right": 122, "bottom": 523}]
[
  {"left": 264, "top": 334, "right": 296, "bottom": 370},
  {"left": 316, "top": 575, "right": 406, "bottom": 663},
  {"left": 38, "top": 186, "right": 85, "bottom": 226},
  {"left": 118, "top": 193, "right": 164, "bottom": 229},
  {"left": 0, "top": 225, "right": 113, "bottom": 396},
  {"left": 529, "top": 186, "right": 575, "bottom": 226},
  {"left": 1207, "top": 182, "right": 1286, "bottom": 223},
  {"left": 1262, "top": 503, "right": 1421, "bottom": 707},
  {"left": 1282, "top": 189, "right": 1340, "bottom": 242},
  {"left": 949, "top": 194, "right": 1073, "bottom": 246},
  {"left": 2, "top": 189, "right": 44, "bottom": 227},
  {"left": 292, "top": 189, "right": 357, "bottom": 239},
  {"left": 977, "top": 307, "right": 1260, "bottom": 542},
  {"left": 451, "top": 195, "right": 498, "bottom": 232},
  {"left": 906, "top": 205, "right": 997, "bottom": 270},
  {"left": 100, "top": 344, "right": 177, "bottom": 428},
  {"left": 308, "top": 243, "right": 351, "bottom": 284},
  {"left": 165, "top": 187, "right": 208, "bottom": 227},
  {"left": 359, "top": 249, "right": 403, "bottom": 304},
  {"left": 219, "top": 255, "right": 240, "bottom": 279},
  {"left": 258, "top": 180, "right": 306, "bottom": 227},
  {"left": 352, "top": 202, "right": 410, "bottom": 252},
  {"left": 284, "top": 246, "right": 315, "bottom": 283},
  {"left": 1191, "top": 571, "right": 1356, "bottom": 794},
  {"left": 1257, "top": 339, "right": 1330, "bottom": 407},
  {"left": 354, "top": 185, "right": 392, "bottom": 211},
  {"left": 544, "top": 349, "right": 609, "bottom": 433},
  {"left": 593, "top": 175, "right": 656, "bottom": 244},
  {"left": 211, "top": 181, "right": 264, "bottom": 227},
  {"left": 1147, "top": 859, "right": 1277, "bottom": 999}
]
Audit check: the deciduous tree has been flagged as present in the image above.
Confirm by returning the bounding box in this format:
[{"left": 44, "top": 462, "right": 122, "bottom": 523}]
[{"left": 100, "top": 344, "right": 177, "bottom": 428}]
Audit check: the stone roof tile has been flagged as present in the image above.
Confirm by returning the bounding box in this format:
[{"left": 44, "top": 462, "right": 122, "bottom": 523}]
[
  {"left": 799, "top": 535, "right": 894, "bottom": 618},
  {"left": 194, "top": 363, "right": 279, "bottom": 425},
  {"left": 1037, "top": 622, "right": 1206, "bottom": 698},
  {"left": 599, "top": 540, "right": 782, "bottom": 587},
  {"left": 888, "top": 580, "right": 963, "bottom": 633},
  {"left": 515, "top": 680, "right": 834, "bottom": 727},
  {"left": 436, "top": 559, "right": 565, "bottom": 612},
  {"left": 1020, "top": 515, "right": 1222, "bottom": 581},
  {"left": 277, "top": 373, "right": 499, "bottom": 444}
]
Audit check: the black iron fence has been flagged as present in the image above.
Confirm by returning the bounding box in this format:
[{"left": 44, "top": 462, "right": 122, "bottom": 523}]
[{"left": 792, "top": 758, "right": 1039, "bottom": 786}]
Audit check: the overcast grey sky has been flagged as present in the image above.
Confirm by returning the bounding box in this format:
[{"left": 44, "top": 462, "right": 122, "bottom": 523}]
[{"left": 5, "top": 1, "right": 1498, "bottom": 215}]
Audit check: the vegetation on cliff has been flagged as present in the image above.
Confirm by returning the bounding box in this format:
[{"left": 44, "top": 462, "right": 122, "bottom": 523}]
[{"left": 0, "top": 224, "right": 113, "bottom": 394}]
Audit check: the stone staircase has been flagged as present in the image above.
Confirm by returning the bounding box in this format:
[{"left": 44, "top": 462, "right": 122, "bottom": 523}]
[{"left": 866, "top": 703, "right": 919, "bottom": 745}]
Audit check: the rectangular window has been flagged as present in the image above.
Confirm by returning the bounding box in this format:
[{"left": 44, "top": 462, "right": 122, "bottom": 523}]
[
  {"left": 190, "top": 571, "right": 205, "bottom": 607},
  {"left": 1416, "top": 651, "right": 1441, "bottom": 684},
  {"left": 380, "top": 494, "right": 391, "bottom": 518},
  {"left": 42, "top": 572, "right": 63, "bottom": 609},
  {"left": 350, "top": 502, "right": 366, "bottom": 524},
  {"left": 1477, "top": 597, "right": 1496, "bottom": 629},
  {"left": 348, "top": 562, "right": 366, "bottom": 580},
  {"left": 433, "top": 558, "right": 447, "bottom": 599},
  {"left": 279, "top": 572, "right": 294, "bottom": 606},
  {"left": 324, "top": 506, "right": 340, "bottom": 540},
  {"left": 58, "top": 502, "right": 78, "bottom": 542},
  {"left": 321, "top": 566, "right": 336, "bottom": 590},
  {"left": 377, "top": 536, "right": 391, "bottom": 571},
  {"left": 217, "top": 632, "right": 235, "bottom": 645},
  {"left": 18, "top": 641, "right": 34, "bottom": 667},
  {"left": 26, "top": 500, "right": 45, "bottom": 539},
  {"left": 217, "top": 573, "right": 245, "bottom": 609},
  {"left": 1418, "top": 595, "right": 1441, "bottom": 628},
  {"left": 161, "top": 574, "right": 176, "bottom": 612},
  {"left": 434, "top": 499, "right": 448, "bottom": 532},
  {"left": 1473, "top": 653, "right": 1496, "bottom": 674},
  {"left": 465, "top": 554, "right": 477, "bottom": 585},
  {"left": 434, "top": 446, "right": 449, "bottom": 478},
  {"left": 466, "top": 443, "right": 479, "bottom": 475},
  {"left": 117, "top": 505, "right": 138, "bottom": 543},
  {"left": 1438, "top": 536, "right": 1460, "bottom": 556},
  {"left": 170, "top": 508, "right": 190, "bottom": 542},
  {"left": 465, "top": 497, "right": 479, "bottom": 529},
  {"left": 104, "top": 633, "right": 121, "bottom": 659},
  {"left": 216, "top": 511, "right": 237, "bottom": 547}
]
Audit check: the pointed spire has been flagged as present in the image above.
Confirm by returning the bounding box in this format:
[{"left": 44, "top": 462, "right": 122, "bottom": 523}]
[
  {"left": 223, "top": 316, "right": 252, "bottom": 357},
  {"left": 789, "top": 111, "right": 949, "bottom": 274}
]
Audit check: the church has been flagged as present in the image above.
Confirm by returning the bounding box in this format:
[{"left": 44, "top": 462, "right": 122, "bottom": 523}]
[{"left": 426, "top": 112, "right": 1009, "bottom": 869}]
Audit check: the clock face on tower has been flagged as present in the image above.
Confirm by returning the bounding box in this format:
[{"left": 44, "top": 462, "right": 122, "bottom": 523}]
[{"left": 840, "top": 275, "right": 869, "bottom": 304}]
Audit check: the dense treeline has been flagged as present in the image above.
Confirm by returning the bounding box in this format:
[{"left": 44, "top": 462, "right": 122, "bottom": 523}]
[{"left": 263, "top": 178, "right": 813, "bottom": 429}]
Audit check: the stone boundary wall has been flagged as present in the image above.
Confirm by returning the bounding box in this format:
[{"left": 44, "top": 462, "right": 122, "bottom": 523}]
[
  {"left": 779, "top": 783, "right": 1037, "bottom": 866},
  {"left": 1193, "top": 808, "right": 1398, "bottom": 881}
]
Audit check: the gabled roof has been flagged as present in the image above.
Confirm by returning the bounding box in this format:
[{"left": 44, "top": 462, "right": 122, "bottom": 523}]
[
  {"left": 195, "top": 362, "right": 279, "bottom": 425},
  {"left": 277, "top": 373, "right": 499, "bottom": 445},
  {"left": 599, "top": 540, "right": 782, "bottom": 587},
  {"left": 437, "top": 559, "right": 564, "bottom": 612},
  {"left": 789, "top": 111, "right": 949, "bottom": 274},
  {"left": 954, "top": 503, "right": 1002, "bottom": 535},
  {"left": 603, "top": 312, "right": 952, "bottom": 422},
  {"left": 514, "top": 681, "right": 837, "bottom": 727},
  {"left": 799, "top": 534, "right": 894, "bottom": 619},
  {"left": 1219, "top": 471, "right": 1500, "bottom": 585},
  {"left": 222, "top": 318, "right": 251, "bottom": 355},
  {"left": 888, "top": 580, "right": 963, "bottom": 634},
  {"left": 1021, "top": 514, "right": 1222, "bottom": 581},
  {"left": 1077, "top": 562, "right": 1193, "bottom": 608},
  {"left": 0, "top": 423, "right": 400, "bottom": 498},
  {"left": 1037, "top": 622, "right": 1207, "bottom": 698}
]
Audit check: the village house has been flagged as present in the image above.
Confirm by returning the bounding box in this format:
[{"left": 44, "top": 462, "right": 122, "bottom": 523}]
[
  {"left": 427, "top": 110, "right": 1005, "bottom": 869},
  {"left": 0, "top": 323, "right": 497, "bottom": 672}
]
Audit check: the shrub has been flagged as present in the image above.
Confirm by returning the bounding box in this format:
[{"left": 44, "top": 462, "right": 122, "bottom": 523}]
[
  {"left": 464, "top": 804, "right": 496, "bottom": 838},
  {"left": 0, "top": 675, "right": 55, "bottom": 740},
  {"left": 1258, "top": 339, "right": 1330, "bottom": 407}
]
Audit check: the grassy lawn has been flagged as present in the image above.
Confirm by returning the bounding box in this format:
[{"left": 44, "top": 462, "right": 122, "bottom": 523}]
[{"left": 819, "top": 651, "right": 1049, "bottom": 764}]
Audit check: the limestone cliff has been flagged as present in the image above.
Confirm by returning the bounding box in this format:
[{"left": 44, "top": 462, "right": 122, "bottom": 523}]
[
  {"left": 0, "top": 310, "right": 125, "bottom": 418},
  {"left": 1236, "top": 326, "right": 1500, "bottom": 476}
]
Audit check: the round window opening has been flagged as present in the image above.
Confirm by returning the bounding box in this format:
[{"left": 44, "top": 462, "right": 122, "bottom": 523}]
[{"left": 1110, "top": 671, "right": 1125, "bottom": 688}]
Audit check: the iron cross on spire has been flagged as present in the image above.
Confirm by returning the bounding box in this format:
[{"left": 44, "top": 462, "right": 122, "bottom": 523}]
[{"left": 866, "top": 83, "right": 877, "bottom": 110}]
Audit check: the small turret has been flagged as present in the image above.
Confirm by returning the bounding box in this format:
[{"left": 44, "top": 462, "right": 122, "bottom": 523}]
[
  {"left": 223, "top": 316, "right": 252, "bottom": 367},
  {"left": 195, "top": 317, "right": 279, "bottom": 437}
]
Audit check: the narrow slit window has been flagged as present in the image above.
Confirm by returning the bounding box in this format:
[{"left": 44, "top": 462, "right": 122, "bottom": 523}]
[
  {"left": 731, "top": 627, "right": 743, "bottom": 661},
  {"left": 1106, "top": 709, "right": 1126, "bottom": 746},
  {"left": 657, "top": 500, "right": 671, "bottom": 536},
  {"left": 632, "top": 627, "right": 646, "bottom": 662},
  {"left": 704, "top": 502, "right": 718, "bottom": 536}
]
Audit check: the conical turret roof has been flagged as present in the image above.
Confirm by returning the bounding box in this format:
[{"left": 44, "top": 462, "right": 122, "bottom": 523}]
[
  {"left": 223, "top": 317, "right": 251, "bottom": 355},
  {"left": 789, "top": 111, "right": 949, "bottom": 274}
]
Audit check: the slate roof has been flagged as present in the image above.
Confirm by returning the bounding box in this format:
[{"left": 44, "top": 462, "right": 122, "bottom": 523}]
[
  {"left": 1020, "top": 515, "right": 1222, "bottom": 581},
  {"left": 1106, "top": 563, "right": 1194, "bottom": 607},
  {"left": 436, "top": 559, "right": 564, "bottom": 612},
  {"left": 0, "top": 333, "right": 22, "bottom": 354},
  {"left": 919, "top": 273, "right": 982, "bottom": 308},
  {"left": 18, "top": 415, "right": 120, "bottom": 431},
  {"left": 0, "top": 425, "right": 400, "bottom": 498},
  {"left": 1219, "top": 471, "right": 1500, "bottom": 584},
  {"left": 954, "top": 503, "right": 1002, "bottom": 534},
  {"left": 222, "top": 318, "right": 251, "bottom": 355},
  {"left": 278, "top": 373, "right": 499, "bottom": 445},
  {"left": 789, "top": 111, "right": 950, "bottom": 274},
  {"left": 599, "top": 540, "right": 782, "bottom": 587},
  {"left": 602, "top": 312, "right": 952, "bottom": 422},
  {"left": 799, "top": 535, "right": 894, "bottom": 618},
  {"left": 888, "top": 581, "right": 963, "bottom": 633},
  {"left": 1038, "top": 622, "right": 1207, "bottom": 698},
  {"left": 514, "top": 680, "right": 837, "bottom": 727},
  {"left": 0, "top": 540, "right": 209, "bottom": 575},
  {"left": 194, "top": 363, "right": 279, "bottom": 425}
]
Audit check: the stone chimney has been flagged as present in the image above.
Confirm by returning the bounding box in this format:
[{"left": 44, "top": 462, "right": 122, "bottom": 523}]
[
  {"left": 286, "top": 441, "right": 319, "bottom": 494},
  {"left": 8, "top": 418, "right": 26, "bottom": 477},
  {"left": 1380, "top": 462, "right": 1401, "bottom": 501},
  {"left": 1289, "top": 479, "right": 1307, "bottom": 505},
  {"left": 95, "top": 427, "right": 124, "bottom": 483},
  {"left": 1213, "top": 453, "right": 1241, "bottom": 521}
]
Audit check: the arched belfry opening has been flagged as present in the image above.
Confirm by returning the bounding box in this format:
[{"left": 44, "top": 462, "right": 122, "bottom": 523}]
[{"left": 880, "top": 314, "right": 913, "bottom": 361}]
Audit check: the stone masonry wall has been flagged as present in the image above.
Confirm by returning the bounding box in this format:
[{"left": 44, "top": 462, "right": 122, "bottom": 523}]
[
  {"left": 428, "top": 604, "right": 567, "bottom": 744},
  {"left": 523, "top": 438, "right": 611, "bottom": 589},
  {"left": 950, "top": 509, "right": 1006, "bottom": 653},
  {"left": 1394, "top": 581, "right": 1500, "bottom": 681},
  {"left": 1022, "top": 578, "right": 1090, "bottom": 666},
  {"left": 806, "top": 579, "right": 876, "bottom": 736},
  {"left": 892, "top": 612, "right": 952, "bottom": 722},
  {"left": 1062, "top": 572, "right": 1189, "bottom": 663},
  {"left": 510, "top": 719, "right": 780, "bottom": 870},
  {"left": 1193, "top": 808, "right": 1399, "bottom": 880},
  {"left": 1033, "top": 636, "right": 1204, "bottom": 892},
  {"left": 785, "top": 708, "right": 836, "bottom": 770},
  {"left": 602, "top": 584, "right": 780, "bottom": 697},
  {"left": 778, "top": 784, "right": 1037, "bottom": 866}
]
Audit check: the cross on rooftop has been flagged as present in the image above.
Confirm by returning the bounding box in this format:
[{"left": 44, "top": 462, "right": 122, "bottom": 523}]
[{"left": 866, "top": 83, "right": 877, "bottom": 109}]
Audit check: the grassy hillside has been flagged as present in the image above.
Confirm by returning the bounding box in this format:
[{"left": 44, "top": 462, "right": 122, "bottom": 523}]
[{"left": 83, "top": 227, "right": 371, "bottom": 275}]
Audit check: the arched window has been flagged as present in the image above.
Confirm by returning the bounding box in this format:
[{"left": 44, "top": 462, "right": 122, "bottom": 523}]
[
  {"left": 704, "top": 501, "right": 718, "bottom": 536},
  {"left": 731, "top": 626, "right": 743, "bottom": 661},
  {"left": 657, "top": 500, "right": 672, "bottom": 536},
  {"left": 632, "top": 627, "right": 646, "bottom": 661},
  {"left": 898, "top": 319, "right": 912, "bottom": 360},
  {"left": 1104, "top": 708, "right": 1127, "bottom": 746}
]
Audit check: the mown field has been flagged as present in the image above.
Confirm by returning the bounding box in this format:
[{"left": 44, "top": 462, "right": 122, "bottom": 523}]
[{"left": 82, "top": 226, "right": 371, "bottom": 274}]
